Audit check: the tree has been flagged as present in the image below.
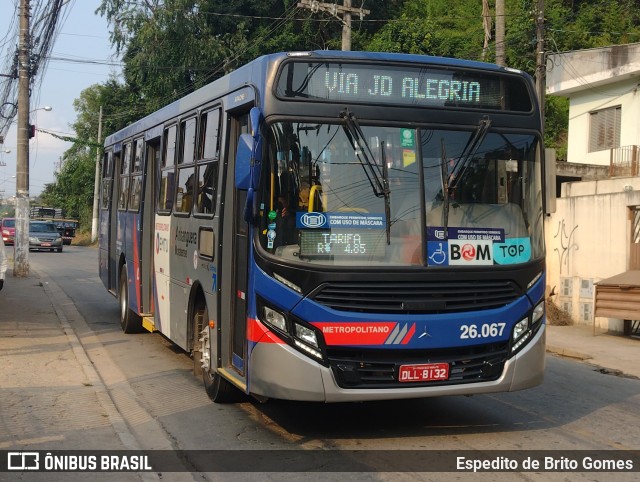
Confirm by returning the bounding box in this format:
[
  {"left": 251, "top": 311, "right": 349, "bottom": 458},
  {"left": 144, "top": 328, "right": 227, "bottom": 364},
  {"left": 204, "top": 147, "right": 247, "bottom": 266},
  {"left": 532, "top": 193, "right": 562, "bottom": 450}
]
[
  {"left": 96, "top": 0, "right": 396, "bottom": 112},
  {"left": 369, "top": 0, "right": 485, "bottom": 59}
]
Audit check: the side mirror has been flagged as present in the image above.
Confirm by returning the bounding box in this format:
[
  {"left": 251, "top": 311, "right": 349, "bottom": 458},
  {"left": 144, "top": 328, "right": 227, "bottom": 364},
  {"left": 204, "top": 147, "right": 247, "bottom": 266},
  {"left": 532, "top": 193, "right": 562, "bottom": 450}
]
[
  {"left": 250, "top": 107, "right": 262, "bottom": 139},
  {"left": 250, "top": 106, "right": 263, "bottom": 166},
  {"left": 235, "top": 133, "right": 253, "bottom": 190},
  {"left": 235, "top": 107, "right": 264, "bottom": 190},
  {"left": 237, "top": 107, "right": 264, "bottom": 223}
]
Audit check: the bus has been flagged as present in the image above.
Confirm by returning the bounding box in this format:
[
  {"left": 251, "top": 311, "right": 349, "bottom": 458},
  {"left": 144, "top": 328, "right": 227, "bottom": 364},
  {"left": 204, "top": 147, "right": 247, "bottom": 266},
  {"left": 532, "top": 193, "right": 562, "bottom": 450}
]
[{"left": 99, "top": 50, "right": 549, "bottom": 403}]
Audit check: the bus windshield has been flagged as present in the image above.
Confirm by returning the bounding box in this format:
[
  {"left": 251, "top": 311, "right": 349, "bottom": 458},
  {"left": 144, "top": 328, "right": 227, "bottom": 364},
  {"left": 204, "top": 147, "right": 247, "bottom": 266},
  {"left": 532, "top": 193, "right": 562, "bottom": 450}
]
[{"left": 258, "top": 121, "right": 543, "bottom": 267}]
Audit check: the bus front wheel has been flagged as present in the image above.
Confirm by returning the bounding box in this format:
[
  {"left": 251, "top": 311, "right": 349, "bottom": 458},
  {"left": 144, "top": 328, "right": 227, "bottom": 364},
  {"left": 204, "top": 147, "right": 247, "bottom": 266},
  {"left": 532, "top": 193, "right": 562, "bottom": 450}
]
[
  {"left": 195, "top": 302, "right": 241, "bottom": 403},
  {"left": 119, "top": 265, "right": 142, "bottom": 333}
]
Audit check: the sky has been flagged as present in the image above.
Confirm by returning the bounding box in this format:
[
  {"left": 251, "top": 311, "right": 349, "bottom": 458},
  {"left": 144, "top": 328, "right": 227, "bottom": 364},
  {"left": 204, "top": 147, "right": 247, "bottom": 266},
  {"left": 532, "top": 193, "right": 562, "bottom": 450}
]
[{"left": 0, "top": 0, "right": 120, "bottom": 199}]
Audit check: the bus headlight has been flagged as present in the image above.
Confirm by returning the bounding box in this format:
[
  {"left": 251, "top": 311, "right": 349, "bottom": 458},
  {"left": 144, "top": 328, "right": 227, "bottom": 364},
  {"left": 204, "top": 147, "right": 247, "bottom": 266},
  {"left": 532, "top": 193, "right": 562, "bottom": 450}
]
[
  {"left": 294, "top": 323, "right": 318, "bottom": 348},
  {"left": 259, "top": 301, "right": 325, "bottom": 362},
  {"left": 511, "top": 300, "right": 544, "bottom": 354},
  {"left": 263, "top": 306, "right": 287, "bottom": 332},
  {"left": 293, "top": 322, "right": 322, "bottom": 359},
  {"left": 513, "top": 318, "right": 529, "bottom": 341},
  {"left": 532, "top": 301, "right": 545, "bottom": 324}
]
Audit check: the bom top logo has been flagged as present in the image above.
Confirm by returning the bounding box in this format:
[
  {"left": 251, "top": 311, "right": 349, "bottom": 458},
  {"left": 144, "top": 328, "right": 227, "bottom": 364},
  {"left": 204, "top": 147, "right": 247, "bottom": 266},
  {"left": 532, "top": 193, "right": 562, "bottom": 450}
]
[
  {"left": 460, "top": 244, "right": 476, "bottom": 261},
  {"left": 449, "top": 240, "right": 492, "bottom": 266}
]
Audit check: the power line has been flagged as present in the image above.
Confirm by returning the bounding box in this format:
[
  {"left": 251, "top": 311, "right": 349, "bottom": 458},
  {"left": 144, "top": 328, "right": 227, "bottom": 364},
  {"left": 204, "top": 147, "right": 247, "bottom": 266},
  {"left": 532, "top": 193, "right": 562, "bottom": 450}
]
[{"left": 0, "top": 0, "right": 69, "bottom": 139}]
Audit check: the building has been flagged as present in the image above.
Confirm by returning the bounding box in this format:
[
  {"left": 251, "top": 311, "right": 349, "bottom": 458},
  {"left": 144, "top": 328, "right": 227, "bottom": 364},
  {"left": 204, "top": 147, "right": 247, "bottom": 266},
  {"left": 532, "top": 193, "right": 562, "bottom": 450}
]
[{"left": 546, "top": 43, "right": 640, "bottom": 333}]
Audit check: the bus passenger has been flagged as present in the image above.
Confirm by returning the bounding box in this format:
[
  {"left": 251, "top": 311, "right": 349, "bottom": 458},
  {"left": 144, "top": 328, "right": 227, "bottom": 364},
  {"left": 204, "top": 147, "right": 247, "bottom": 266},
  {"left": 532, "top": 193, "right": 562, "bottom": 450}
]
[{"left": 274, "top": 195, "right": 297, "bottom": 248}]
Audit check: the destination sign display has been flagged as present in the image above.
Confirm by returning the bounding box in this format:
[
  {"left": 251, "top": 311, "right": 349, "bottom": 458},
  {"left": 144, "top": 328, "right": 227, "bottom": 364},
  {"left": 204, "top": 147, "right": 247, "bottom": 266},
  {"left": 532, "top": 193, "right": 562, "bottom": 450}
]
[{"left": 276, "top": 61, "right": 533, "bottom": 112}]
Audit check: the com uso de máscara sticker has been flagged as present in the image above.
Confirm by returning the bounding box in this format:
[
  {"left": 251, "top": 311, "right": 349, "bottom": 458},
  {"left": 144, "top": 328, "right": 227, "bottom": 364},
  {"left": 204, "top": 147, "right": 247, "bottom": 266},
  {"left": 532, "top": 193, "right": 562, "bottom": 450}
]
[{"left": 296, "top": 212, "right": 386, "bottom": 229}]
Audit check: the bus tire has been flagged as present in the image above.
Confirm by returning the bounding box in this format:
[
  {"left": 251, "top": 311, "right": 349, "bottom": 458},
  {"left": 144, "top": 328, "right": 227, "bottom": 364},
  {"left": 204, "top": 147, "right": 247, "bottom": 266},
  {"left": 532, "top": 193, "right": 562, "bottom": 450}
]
[
  {"left": 197, "top": 303, "right": 241, "bottom": 403},
  {"left": 204, "top": 369, "right": 241, "bottom": 404},
  {"left": 119, "top": 265, "right": 142, "bottom": 333}
]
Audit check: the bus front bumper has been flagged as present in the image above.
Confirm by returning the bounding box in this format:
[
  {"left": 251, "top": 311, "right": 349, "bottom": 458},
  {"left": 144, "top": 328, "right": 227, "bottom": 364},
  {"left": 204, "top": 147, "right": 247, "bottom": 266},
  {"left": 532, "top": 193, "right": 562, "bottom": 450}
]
[{"left": 248, "top": 324, "right": 546, "bottom": 402}]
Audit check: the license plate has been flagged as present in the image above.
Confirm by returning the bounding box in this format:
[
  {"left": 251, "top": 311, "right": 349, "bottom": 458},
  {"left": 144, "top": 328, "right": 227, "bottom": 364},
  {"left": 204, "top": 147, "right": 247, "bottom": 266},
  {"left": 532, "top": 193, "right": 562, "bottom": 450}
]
[
  {"left": 398, "top": 363, "right": 449, "bottom": 383},
  {"left": 41, "top": 243, "right": 51, "bottom": 247}
]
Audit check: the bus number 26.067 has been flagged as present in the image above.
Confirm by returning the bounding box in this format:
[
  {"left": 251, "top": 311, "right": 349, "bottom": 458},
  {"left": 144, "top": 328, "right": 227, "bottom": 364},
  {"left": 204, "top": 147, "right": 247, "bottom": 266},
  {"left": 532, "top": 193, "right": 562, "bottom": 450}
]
[{"left": 460, "top": 322, "right": 506, "bottom": 340}]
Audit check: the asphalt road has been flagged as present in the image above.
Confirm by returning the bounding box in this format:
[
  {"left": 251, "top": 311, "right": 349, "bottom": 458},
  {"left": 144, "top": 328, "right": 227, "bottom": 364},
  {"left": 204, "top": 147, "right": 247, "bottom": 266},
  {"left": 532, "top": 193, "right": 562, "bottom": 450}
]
[{"left": 26, "top": 246, "right": 640, "bottom": 481}]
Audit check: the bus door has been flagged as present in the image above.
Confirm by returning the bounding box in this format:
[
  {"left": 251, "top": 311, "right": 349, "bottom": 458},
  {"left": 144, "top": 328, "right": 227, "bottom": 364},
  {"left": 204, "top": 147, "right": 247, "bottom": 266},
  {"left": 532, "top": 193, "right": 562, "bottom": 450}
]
[
  {"left": 108, "top": 149, "right": 122, "bottom": 294},
  {"left": 221, "top": 111, "right": 251, "bottom": 376},
  {"left": 141, "top": 138, "right": 161, "bottom": 314}
]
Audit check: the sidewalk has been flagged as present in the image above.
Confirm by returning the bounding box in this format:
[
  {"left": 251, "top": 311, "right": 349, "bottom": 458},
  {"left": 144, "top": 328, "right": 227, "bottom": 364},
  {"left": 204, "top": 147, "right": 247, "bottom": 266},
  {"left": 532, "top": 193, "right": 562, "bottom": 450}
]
[
  {"left": 546, "top": 323, "right": 640, "bottom": 379},
  {"left": 0, "top": 271, "right": 141, "bottom": 454}
]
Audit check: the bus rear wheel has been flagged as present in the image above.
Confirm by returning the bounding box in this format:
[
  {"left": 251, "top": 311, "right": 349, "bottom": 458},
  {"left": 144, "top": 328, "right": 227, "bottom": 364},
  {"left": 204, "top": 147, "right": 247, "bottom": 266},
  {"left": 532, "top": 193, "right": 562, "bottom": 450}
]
[
  {"left": 119, "top": 265, "right": 142, "bottom": 333},
  {"left": 193, "top": 301, "right": 241, "bottom": 403}
]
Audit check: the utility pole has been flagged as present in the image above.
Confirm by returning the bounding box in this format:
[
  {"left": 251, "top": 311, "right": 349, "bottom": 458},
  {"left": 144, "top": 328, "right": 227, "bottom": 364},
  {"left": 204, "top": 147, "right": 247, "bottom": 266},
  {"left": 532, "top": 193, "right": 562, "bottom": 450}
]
[
  {"left": 91, "top": 106, "right": 103, "bottom": 243},
  {"left": 535, "top": 0, "right": 545, "bottom": 134},
  {"left": 495, "top": 0, "right": 505, "bottom": 66},
  {"left": 297, "top": 0, "right": 370, "bottom": 51},
  {"left": 15, "top": 0, "right": 30, "bottom": 277},
  {"left": 481, "top": 0, "right": 491, "bottom": 61}
]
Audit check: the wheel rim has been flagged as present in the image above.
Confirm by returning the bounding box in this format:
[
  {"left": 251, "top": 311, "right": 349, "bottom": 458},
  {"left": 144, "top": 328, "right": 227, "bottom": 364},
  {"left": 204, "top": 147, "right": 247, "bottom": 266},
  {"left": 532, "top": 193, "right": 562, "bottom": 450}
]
[
  {"left": 120, "top": 277, "right": 127, "bottom": 323},
  {"left": 199, "top": 323, "right": 211, "bottom": 373}
]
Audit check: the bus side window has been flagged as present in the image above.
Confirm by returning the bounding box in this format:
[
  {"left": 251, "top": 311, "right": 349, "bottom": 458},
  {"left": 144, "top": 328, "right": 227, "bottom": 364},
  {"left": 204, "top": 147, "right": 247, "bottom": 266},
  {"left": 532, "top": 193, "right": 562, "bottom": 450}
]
[
  {"left": 196, "top": 162, "right": 218, "bottom": 215},
  {"left": 195, "top": 108, "right": 221, "bottom": 216},
  {"left": 101, "top": 151, "right": 113, "bottom": 210},
  {"left": 158, "top": 125, "right": 177, "bottom": 213},
  {"left": 118, "top": 143, "right": 131, "bottom": 211},
  {"left": 175, "top": 116, "right": 197, "bottom": 215},
  {"left": 129, "top": 138, "right": 144, "bottom": 212}
]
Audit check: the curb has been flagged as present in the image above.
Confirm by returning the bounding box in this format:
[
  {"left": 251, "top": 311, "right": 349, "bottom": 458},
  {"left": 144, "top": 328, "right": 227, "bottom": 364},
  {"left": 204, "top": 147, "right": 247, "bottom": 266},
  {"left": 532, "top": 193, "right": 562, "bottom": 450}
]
[{"left": 546, "top": 345, "right": 592, "bottom": 361}]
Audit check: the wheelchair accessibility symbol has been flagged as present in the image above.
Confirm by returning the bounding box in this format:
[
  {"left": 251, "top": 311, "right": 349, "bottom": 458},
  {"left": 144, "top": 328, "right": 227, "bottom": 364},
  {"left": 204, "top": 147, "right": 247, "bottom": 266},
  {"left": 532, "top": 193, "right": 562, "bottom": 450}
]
[{"left": 428, "top": 242, "right": 447, "bottom": 265}]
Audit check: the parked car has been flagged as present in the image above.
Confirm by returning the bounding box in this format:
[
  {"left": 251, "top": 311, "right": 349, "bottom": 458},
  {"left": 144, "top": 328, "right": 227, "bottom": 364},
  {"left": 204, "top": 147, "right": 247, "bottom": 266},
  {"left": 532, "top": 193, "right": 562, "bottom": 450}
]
[
  {"left": 29, "top": 221, "right": 63, "bottom": 252},
  {"left": 1, "top": 217, "right": 15, "bottom": 246}
]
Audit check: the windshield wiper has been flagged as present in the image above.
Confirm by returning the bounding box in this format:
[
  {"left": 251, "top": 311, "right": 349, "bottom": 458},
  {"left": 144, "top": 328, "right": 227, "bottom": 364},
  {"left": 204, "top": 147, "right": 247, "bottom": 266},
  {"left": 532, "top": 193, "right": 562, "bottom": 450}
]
[
  {"left": 380, "top": 140, "right": 391, "bottom": 244},
  {"left": 440, "top": 138, "right": 450, "bottom": 236},
  {"left": 340, "top": 109, "right": 391, "bottom": 244},
  {"left": 448, "top": 116, "right": 491, "bottom": 192},
  {"left": 438, "top": 117, "right": 491, "bottom": 237}
]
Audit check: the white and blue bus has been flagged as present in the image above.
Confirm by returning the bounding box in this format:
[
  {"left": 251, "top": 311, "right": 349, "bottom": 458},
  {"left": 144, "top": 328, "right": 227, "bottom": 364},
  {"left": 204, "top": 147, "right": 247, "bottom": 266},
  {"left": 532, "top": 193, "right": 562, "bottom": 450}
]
[{"left": 99, "top": 51, "right": 549, "bottom": 403}]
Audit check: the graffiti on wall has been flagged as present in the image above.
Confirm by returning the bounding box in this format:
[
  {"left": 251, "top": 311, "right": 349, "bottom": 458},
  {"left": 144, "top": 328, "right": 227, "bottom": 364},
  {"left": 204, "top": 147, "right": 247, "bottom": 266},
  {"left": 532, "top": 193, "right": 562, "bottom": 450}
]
[
  {"left": 553, "top": 219, "right": 580, "bottom": 274},
  {"left": 554, "top": 219, "right": 579, "bottom": 275}
]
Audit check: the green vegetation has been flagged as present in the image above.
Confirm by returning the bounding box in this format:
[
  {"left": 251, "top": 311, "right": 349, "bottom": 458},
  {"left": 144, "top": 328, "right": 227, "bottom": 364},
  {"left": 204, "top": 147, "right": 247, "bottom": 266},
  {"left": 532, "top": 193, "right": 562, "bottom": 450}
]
[{"left": 41, "top": 0, "right": 640, "bottom": 226}]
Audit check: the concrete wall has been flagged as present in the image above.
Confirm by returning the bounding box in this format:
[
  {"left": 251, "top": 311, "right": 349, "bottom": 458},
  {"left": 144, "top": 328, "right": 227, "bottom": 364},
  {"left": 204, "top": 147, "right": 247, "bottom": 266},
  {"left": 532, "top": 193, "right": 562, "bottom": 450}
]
[
  {"left": 545, "top": 177, "right": 640, "bottom": 333},
  {"left": 547, "top": 44, "right": 640, "bottom": 96}
]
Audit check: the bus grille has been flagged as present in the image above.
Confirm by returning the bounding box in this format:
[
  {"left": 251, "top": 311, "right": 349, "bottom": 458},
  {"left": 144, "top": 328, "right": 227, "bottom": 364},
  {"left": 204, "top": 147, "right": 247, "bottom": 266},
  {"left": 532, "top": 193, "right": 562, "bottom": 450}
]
[
  {"left": 311, "top": 280, "right": 521, "bottom": 314},
  {"left": 327, "top": 343, "right": 509, "bottom": 389}
]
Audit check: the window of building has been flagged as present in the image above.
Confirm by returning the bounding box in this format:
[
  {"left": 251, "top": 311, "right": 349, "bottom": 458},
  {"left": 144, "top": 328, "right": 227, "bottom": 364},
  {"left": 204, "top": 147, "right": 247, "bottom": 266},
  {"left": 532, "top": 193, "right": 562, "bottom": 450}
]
[{"left": 589, "top": 106, "right": 621, "bottom": 152}]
